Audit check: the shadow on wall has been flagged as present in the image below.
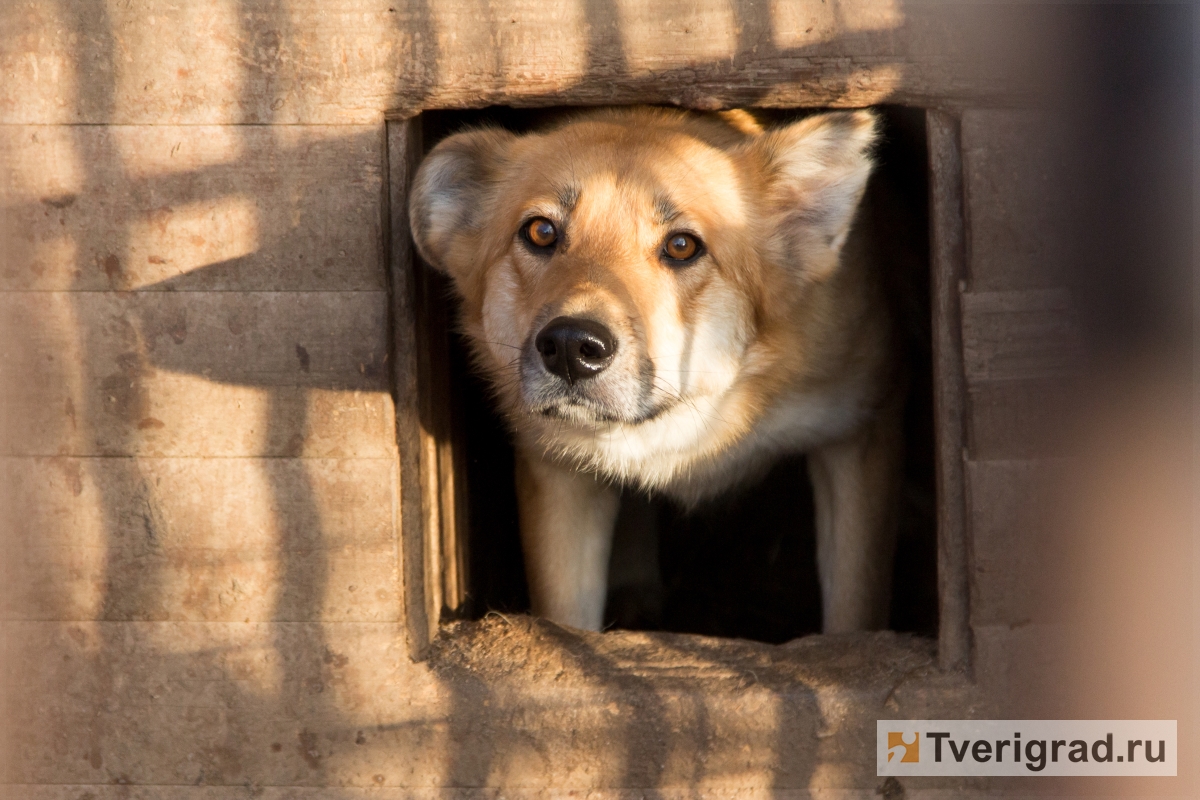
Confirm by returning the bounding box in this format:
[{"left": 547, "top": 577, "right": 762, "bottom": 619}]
[
  {"left": 0, "top": 0, "right": 1005, "bottom": 794},
  {"left": 396, "top": 0, "right": 937, "bottom": 110}
]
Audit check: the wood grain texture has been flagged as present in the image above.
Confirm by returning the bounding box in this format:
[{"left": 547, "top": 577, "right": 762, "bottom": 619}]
[
  {"left": 967, "top": 379, "right": 1072, "bottom": 461},
  {"left": 971, "top": 622, "right": 1072, "bottom": 717},
  {"left": 961, "top": 289, "right": 1083, "bottom": 384},
  {"left": 964, "top": 460, "right": 1068, "bottom": 629},
  {"left": 386, "top": 117, "right": 436, "bottom": 660},
  {"left": 1, "top": 1, "right": 1051, "bottom": 125},
  {"left": 0, "top": 291, "right": 392, "bottom": 457},
  {"left": 961, "top": 109, "right": 1068, "bottom": 292},
  {"left": 3, "top": 621, "right": 416, "bottom": 785},
  {"left": 926, "top": 110, "right": 974, "bottom": 676},
  {"left": 0, "top": 1, "right": 1135, "bottom": 794},
  {"left": 926, "top": 110, "right": 971, "bottom": 673},
  {"left": 2, "top": 456, "right": 399, "bottom": 623},
  {"left": 3, "top": 616, "right": 973, "bottom": 789},
  {"left": 0, "top": 125, "right": 384, "bottom": 292}
]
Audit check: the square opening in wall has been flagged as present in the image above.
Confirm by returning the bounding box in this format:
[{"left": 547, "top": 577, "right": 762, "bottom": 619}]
[{"left": 399, "top": 105, "right": 937, "bottom": 646}]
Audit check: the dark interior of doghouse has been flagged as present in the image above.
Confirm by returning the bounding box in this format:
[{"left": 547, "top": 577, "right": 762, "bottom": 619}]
[{"left": 417, "top": 105, "right": 937, "bottom": 643}]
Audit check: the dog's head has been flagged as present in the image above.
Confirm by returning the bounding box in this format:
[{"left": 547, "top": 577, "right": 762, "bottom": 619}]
[{"left": 409, "top": 108, "right": 878, "bottom": 471}]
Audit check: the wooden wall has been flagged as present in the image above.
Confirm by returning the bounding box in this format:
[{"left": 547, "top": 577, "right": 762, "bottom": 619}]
[{"left": 2, "top": 1, "right": 1191, "bottom": 797}]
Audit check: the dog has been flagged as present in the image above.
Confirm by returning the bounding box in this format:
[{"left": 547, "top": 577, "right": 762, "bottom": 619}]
[{"left": 409, "top": 107, "right": 903, "bottom": 633}]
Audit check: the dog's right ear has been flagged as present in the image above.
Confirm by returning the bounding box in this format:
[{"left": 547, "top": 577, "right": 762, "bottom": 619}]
[{"left": 408, "top": 127, "right": 515, "bottom": 278}]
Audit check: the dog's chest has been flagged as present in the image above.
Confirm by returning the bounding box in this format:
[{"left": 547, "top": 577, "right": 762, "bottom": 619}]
[{"left": 653, "top": 382, "right": 870, "bottom": 505}]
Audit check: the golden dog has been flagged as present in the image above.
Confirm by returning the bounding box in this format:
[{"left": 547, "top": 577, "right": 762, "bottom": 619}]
[{"left": 409, "top": 107, "right": 902, "bottom": 633}]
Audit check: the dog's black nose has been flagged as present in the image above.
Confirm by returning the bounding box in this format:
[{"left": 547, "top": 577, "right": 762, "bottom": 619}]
[{"left": 535, "top": 316, "right": 616, "bottom": 384}]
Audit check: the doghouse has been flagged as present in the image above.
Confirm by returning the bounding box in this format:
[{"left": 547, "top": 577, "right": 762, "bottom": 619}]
[{"left": 1, "top": 1, "right": 1191, "bottom": 795}]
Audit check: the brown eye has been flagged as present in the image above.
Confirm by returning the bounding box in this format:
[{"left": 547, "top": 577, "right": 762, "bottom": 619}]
[
  {"left": 663, "top": 232, "right": 699, "bottom": 262},
  {"left": 525, "top": 217, "right": 557, "bottom": 248}
]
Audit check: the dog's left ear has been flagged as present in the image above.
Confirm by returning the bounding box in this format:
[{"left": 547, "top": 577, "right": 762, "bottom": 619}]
[{"left": 749, "top": 110, "right": 879, "bottom": 278}]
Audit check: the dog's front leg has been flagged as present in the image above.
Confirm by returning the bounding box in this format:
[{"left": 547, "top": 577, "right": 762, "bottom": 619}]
[
  {"left": 807, "top": 406, "right": 902, "bottom": 633},
  {"left": 514, "top": 447, "right": 620, "bottom": 630}
]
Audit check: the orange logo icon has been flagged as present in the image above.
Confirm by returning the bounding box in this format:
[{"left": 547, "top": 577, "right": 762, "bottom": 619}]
[{"left": 887, "top": 732, "right": 920, "bottom": 763}]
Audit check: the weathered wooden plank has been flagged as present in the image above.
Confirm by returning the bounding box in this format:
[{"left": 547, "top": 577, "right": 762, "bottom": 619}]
[
  {"left": 3, "top": 617, "right": 972, "bottom": 789},
  {"left": 386, "top": 117, "right": 436, "bottom": 660},
  {"left": 959, "top": 87, "right": 1083, "bottom": 460},
  {"left": 971, "top": 623, "right": 1072, "bottom": 717},
  {"left": 0, "top": 790, "right": 1029, "bottom": 800},
  {"left": 926, "top": 110, "right": 971, "bottom": 673},
  {"left": 0, "top": 291, "right": 393, "bottom": 457},
  {"left": 0, "top": 791, "right": 746, "bottom": 799},
  {"left": 390, "top": 115, "right": 472, "bottom": 654},
  {"left": 429, "top": 264, "right": 471, "bottom": 621},
  {"left": 965, "top": 460, "right": 1069, "bottom": 630},
  {"left": 387, "top": 116, "right": 471, "bottom": 660},
  {"left": 1, "top": 1, "right": 1052, "bottom": 125},
  {"left": 0, "top": 791, "right": 957, "bottom": 799},
  {"left": 961, "top": 109, "right": 1068, "bottom": 292},
  {"left": 967, "top": 379, "right": 1072, "bottom": 460},
  {"left": 0, "top": 125, "right": 384, "bottom": 292},
  {"left": 961, "top": 289, "right": 1083, "bottom": 383},
  {"left": 2, "top": 457, "right": 399, "bottom": 623},
  {"left": 3, "top": 621, "right": 417, "bottom": 786}
]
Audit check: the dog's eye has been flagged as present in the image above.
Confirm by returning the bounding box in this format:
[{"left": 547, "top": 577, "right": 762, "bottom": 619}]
[
  {"left": 523, "top": 217, "right": 558, "bottom": 249},
  {"left": 663, "top": 232, "right": 700, "bottom": 263}
]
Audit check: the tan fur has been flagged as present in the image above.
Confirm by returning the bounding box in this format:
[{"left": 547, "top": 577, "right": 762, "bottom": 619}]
[{"left": 410, "top": 107, "right": 902, "bottom": 633}]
